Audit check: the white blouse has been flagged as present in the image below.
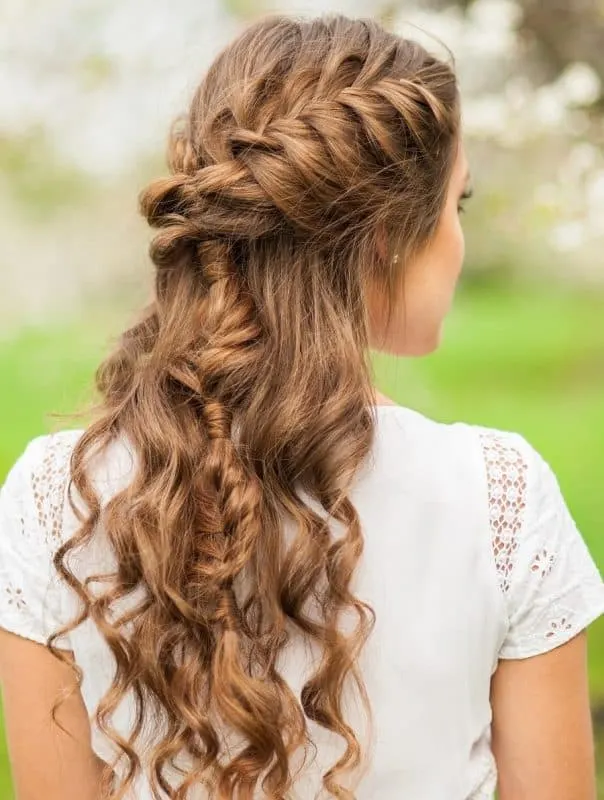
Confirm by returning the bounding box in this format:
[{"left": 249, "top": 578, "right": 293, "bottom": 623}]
[{"left": 1, "top": 405, "right": 604, "bottom": 799}]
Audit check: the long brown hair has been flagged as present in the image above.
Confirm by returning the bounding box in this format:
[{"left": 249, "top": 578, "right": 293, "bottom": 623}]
[{"left": 49, "top": 14, "right": 459, "bottom": 799}]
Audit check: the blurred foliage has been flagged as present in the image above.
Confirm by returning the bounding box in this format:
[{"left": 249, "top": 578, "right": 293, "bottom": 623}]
[
  {"left": 0, "top": 132, "right": 90, "bottom": 220},
  {"left": 78, "top": 53, "right": 117, "bottom": 90},
  {"left": 425, "top": 0, "right": 604, "bottom": 83},
  {"left": 222, "top": 0, "right": 266, "bottom": 17}
]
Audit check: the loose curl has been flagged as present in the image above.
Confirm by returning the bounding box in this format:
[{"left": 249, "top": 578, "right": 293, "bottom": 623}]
[{"left": 48, "top": 14, "right": 459, "bottom": 799}]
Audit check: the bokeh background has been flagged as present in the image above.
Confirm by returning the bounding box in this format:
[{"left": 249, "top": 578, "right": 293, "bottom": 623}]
[{"left": 1, "top": 0, "right": 603, "bottom": 796}]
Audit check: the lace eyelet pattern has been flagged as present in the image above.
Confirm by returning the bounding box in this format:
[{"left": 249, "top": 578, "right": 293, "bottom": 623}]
[
  {"left": 529, "top": 547, "right": 555, "bottom": 578},
  {"left": 479, "top": 432, "right": 528, "bottom": 595},
  {"left": 30, "top": 432, "right": 73, "bottom": 546},
  {"left": 544, "top": 613, "right": 574, "bottom": 639},
  {"left": 5, "top": 583, "right": 27, "bottom": 611}
]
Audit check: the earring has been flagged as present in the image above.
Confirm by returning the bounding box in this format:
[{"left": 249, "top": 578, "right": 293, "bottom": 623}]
[{"left": 392, "top": 253, "right": 399, "bottom": 265}]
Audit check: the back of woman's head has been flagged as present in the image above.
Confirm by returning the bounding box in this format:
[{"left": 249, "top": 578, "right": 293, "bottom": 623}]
[{"left": 52, "top": 15, "right": 460, "bottom": 799}]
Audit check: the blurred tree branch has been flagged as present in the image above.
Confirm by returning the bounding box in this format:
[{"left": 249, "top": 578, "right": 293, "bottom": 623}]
[
  {"left": 422, "top": 0, "right": 604, "bottom": 82},
  {"left": 520, "top": 0, "right": 604, "bottom": 80},
  {"left": 222, "top": 0, "right": 604, "bottom": 89}
]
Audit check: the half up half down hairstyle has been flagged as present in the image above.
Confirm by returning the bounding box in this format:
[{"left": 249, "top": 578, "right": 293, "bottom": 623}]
[{"left": 49, "top": 14, "right": 460, "bottom": 800}]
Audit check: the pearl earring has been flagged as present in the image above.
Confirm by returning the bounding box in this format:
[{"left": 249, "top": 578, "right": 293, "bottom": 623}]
[{"left": 392, "top": 254, "right": 399, "bottom": 265}]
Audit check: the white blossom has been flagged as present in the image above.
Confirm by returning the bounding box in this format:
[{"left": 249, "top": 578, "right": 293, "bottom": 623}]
[
  {"left": 556, "top": 63, "right": 601, "bottom": 107},
  {"left": 565, "top": 143, "right": 600, "bottom": 179},
  {"left": 549, "top": 221, "right": 586, "bottom": 253}
]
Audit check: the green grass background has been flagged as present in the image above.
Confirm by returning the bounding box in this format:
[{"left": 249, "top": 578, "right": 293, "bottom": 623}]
[{"left": 1, "top": 281, "right": 603, "bottom": 797}]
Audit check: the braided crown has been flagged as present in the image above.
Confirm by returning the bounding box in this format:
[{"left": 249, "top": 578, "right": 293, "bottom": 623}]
[{"left": 140, "top": 15, "right": 459, "bottom": 268}]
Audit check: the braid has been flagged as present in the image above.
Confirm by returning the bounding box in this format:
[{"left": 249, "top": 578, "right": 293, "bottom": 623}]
[
  {"left": 140, "top": 16, "right": 456, "bottom": 262},
  {"left": 142, "top": 71, "right": 454, "bottom": 256},
  {"left": 51, "top": 13, "right": 460, "bottom": 799}
]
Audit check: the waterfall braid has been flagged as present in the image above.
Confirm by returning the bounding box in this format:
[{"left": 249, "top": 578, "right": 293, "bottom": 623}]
[{"left": 48, "top": 14, "right": 460, "bottom": 800}]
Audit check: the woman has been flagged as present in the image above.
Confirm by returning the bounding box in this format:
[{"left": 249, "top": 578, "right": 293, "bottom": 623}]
[{"left": 0, "top": 13, "right": 603, "bottom": 800}]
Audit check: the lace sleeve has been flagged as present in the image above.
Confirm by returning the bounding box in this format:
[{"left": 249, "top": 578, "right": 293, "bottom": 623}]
[
  {"left": 0, "top": 433, "right": 76, "bottom": 649},
  {"left": 479, "top": 429, "right": 604, "bottom": 660}
]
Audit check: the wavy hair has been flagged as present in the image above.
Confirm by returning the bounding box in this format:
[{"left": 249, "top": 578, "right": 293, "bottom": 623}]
[{"left": 48, "top": 14, "right": 459, "bottom": 799}]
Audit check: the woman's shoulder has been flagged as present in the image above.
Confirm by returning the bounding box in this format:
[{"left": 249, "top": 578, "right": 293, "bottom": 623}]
[
  {"left": 0, "top": 428, "right": 138, "bottom": 647},
  {"left": 1, "top": 428, "right": 135, "bottom": 538},
  {"left": 5, "top": 416, "right": 544, "bottom": 506},
  {"left": 376, "top": 405, "right": 604, "bottom": 655},
  {"left": 1, "top": 430, "right": 85, "bottom": 526},
  {"left": 373, "top": 404, "right": 571, "bottom": 542},
  {"left": 0, "top": 429, "right": 87, "bottom": 647},
  {"left": 374, "top": 403, "right": 536, "bottom": 481}
]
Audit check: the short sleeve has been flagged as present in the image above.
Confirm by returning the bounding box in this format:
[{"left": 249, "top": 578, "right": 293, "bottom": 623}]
[
  {"left": 479, "top": 429, "right": 604, "bottom": 660},
  {"left": 0, "top": 434, "right": 76, "bottom": 649}
]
